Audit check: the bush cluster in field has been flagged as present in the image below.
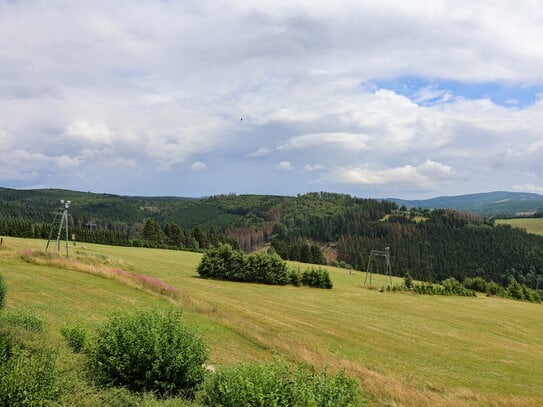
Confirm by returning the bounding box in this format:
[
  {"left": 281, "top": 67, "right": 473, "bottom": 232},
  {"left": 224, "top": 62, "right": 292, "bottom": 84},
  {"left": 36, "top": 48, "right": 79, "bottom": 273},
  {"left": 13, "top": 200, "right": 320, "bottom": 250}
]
[
  {"left": 200, "top": 359, "right": 365, "bottom": 406},
  {"left": 463, "top": 276, "right": 541, "bottom": 303},
  {"left": 386, "top": 274, "right": 476, "bottom": 297},
  {"left": 386, "top": 273, "right": 541, "bottom": 303},
  {"left": 197, "top": 244, "right": 333, "bottom": 289}
]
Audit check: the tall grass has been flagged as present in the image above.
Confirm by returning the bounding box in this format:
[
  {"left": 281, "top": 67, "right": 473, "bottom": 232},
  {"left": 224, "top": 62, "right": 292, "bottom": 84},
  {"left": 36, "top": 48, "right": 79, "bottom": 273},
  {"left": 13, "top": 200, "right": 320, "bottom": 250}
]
[{"left": 20, "top": 249, "right": 181, "bottom": 302}]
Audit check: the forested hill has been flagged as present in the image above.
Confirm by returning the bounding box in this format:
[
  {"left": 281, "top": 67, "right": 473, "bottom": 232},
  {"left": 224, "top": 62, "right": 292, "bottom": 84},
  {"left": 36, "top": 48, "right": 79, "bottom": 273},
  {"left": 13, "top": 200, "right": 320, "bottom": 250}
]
[
  {"left": 1, "top": 187, "right": 543, "bottom": 293},
  {"left": 391, "top": 191, "right": 543, "bottom": 216},
  {"left": 0, "top": 188, "right": 394, "bottom": 238}
]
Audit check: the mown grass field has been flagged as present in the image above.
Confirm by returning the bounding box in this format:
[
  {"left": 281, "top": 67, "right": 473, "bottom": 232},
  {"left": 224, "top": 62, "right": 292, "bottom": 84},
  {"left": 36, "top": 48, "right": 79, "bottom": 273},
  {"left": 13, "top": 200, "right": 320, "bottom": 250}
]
[
  {"left": 2, "top": 237, "right": 543, "bottom": 406},
  {"left": 496, "top": 218, "right": 543, "bottom": 236}
]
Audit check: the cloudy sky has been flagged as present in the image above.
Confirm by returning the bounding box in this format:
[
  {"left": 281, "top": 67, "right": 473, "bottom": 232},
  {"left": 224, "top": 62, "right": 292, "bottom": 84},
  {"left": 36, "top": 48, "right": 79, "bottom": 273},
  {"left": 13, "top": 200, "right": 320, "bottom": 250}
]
[{"left": 2, "top": 1, "right": 543, "bottom": 199}]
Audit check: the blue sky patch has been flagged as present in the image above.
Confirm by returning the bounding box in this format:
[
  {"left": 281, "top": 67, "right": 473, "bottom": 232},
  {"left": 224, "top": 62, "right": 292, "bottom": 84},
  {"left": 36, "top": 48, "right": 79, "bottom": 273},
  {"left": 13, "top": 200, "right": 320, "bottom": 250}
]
[{"left": 367, "top": 76, "right": 543, "bottom": 108}]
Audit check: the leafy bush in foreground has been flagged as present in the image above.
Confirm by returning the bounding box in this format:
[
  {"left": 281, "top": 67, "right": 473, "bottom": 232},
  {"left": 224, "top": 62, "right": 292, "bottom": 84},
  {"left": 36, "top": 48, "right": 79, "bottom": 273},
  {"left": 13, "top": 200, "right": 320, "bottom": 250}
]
[
  {"left": 0, "top": 311, "right": 59, "bottom": 406},
  {"left": 198, "top": 359, "right": 365, "bottom": 407},
  {"left": 89, "top": 307, "right": 207, "bottom": 398},
  {"left": 0, "top": 348, "right": 59, "bottom": 406}
]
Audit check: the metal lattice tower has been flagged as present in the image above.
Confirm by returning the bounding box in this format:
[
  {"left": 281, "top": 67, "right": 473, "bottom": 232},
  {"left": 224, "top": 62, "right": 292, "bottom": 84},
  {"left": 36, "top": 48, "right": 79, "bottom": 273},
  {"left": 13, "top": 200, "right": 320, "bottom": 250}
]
[
  {"left": 364, "top": 246, "right": 393, "bottom": 288},
  {"left": 45, "top": 200, "right": 71, "bottom": 258}
]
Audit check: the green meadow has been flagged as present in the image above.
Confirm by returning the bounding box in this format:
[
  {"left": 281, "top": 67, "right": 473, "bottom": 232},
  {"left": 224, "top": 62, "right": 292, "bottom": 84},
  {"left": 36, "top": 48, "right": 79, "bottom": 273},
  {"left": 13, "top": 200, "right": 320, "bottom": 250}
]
[
  {"left": 496, "top": 218, "right": 543, "bottom": 236},
  {"left": 1, "top": 237, "right": 543, "bottom": 406}
]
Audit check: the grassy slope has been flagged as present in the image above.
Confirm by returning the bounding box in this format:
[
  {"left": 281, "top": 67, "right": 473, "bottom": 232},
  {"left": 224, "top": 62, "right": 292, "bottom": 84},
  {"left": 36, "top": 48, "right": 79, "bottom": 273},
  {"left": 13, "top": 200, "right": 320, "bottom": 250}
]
[
  {"left": 2, "top": 237, "right": 543, "bottom": 406},
  {"left": 496, "top": 218, "right": 543, "bottom": 236}
]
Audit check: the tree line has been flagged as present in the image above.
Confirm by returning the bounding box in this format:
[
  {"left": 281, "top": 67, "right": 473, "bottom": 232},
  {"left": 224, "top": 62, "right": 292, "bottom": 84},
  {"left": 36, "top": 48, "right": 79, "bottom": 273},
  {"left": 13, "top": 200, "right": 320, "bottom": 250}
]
[{"left": 0, "top": 215, "right": 238, "bottom": 252}]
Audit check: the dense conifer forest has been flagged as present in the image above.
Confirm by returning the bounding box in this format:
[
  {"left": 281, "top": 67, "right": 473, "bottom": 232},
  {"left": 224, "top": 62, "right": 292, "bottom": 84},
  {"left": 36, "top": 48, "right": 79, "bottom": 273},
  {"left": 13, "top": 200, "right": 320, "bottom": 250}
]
[{"left": 1, "top": 187, "right": 543, "bottom": 293}]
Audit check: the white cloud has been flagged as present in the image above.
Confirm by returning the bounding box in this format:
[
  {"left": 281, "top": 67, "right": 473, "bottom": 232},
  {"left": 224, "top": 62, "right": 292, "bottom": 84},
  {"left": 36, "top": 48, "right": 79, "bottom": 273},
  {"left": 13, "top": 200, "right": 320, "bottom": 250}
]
[
  {"left": 55, "top": 154, "right": 81, "bottom": 169},
  {"left": 527, "top": 139, "right": 543, "bottom": 154},
  {"left": 323, "top": 160, "right": 453, "bottom": 190},
  {"left": 305, "top": 163, "right": 326, "bottom": 172},
  {"left": 64, "top": 120, "right": 113, "bottom": 145},
  {"left": 512, "top": 184, "right": 543, "bottom": 194},
  {"left": 274, "top": 161, "right": 292, "bottom": 171},
  {"left": 190, "top": 161, "right": 207, "bottom": 172},
  {"left": 2, "top": 1, "right": 543, "bottom": 196},
  {"left": 246, "top": 147, "right": 272, "bottom": 157},
  {"left": 278, "top": 132, "right": 370, "bottom": 151}
]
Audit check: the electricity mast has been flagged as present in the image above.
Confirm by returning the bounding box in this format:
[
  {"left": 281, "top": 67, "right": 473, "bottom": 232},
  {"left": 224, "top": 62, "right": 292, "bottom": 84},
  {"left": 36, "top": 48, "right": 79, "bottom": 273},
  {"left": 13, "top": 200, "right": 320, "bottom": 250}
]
[
  {"left": 45, "top": 200, "right": 71, "bottom": 258},
  {"left": 364, "top": 246, "right": 393, "bottom": 288}
]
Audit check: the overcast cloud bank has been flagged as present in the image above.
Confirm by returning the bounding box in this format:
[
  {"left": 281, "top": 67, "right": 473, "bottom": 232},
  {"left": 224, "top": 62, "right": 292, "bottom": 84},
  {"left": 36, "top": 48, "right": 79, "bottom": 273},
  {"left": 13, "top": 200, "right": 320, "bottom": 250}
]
[{"left": 1, "top": 1, "right": 543, "bottom": 198}]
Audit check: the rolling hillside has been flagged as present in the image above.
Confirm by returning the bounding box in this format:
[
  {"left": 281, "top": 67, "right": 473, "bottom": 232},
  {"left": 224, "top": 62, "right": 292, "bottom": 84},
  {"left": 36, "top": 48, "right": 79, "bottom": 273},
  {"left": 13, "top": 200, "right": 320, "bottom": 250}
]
[
  {"left": 2, "top": 237, "right": 543, "bottom": 406},
  {"left": 3, "top": 188, "right": 543, "bottom": 294}
]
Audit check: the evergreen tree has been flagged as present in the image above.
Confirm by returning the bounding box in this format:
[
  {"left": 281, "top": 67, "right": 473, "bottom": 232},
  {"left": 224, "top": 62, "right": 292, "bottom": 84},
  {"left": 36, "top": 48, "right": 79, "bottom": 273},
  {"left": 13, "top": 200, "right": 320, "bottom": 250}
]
[{"left": 143, "top": 218, "right": 162, "bottom": 245}]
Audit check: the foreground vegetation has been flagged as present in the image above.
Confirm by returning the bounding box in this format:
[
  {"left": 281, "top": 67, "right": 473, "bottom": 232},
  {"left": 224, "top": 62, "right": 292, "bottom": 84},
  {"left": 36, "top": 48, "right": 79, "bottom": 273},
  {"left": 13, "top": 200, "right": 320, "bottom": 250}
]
[{"left": 1, "top": 237, "right": 543, "bottom": 406}]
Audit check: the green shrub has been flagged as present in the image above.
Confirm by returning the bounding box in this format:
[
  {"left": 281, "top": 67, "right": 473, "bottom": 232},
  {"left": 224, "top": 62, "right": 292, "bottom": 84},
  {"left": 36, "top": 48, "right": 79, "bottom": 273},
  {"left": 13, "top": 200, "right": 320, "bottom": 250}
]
[
  {"left": 522, "top": 285, "right": 541, "bottom": 303},
  {"left": 197, "top": 244, "right": 246, "bottom": 281},
  {"left": 0, "top": 273, "right": 6, "bottom": 310},
  {"left": 198, "top": 245, "right": 291, "bottom": 286},
  {"left": 60, "top": 322, "right": 87, "bottom": 353},
  {"left": 289, "top": 267, "right": 302, "bottom": 287},
  {"left": 0, "top": 347, "right": 59, "bottom": 406},
  {"left": 301, "top": 267, "right": 333, "bottom": 289},
  {"left": 403, "top": 272, "right": 413, "bottom": 289},
  {"left": 89, "top": 307, "right": 207, "bottom": 398},
  {"left": 4, "top": 309, "right": 43, "bottom": 332},
  {"left": 441, "top": 277, "right": 476, "bottom": 297},
  {"left": 245, "top": 251, "right": 290, "bottom": 285},
  {"left": 463, "top": 276, "right": 488, "bottom": 293},
  {"left": 198, "top": 359, "right": 365, "bottom": 407},
  {"left": 486, "top": 281, "right": 507, "bottom": 297},
  {"left": 507, "top": 278, "right": 525, "bottom": 300},
  {"left": 412, "top": 282, "right": 437, "bottom": 295}
]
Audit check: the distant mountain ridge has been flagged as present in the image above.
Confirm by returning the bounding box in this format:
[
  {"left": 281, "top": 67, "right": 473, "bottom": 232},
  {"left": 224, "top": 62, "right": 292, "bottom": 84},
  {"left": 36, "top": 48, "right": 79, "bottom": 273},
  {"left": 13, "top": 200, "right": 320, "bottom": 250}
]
[
  {"left": 390, "top": 191, "right": 543, "bottom": 216},
  {"left": 2, "top": 187, "right": 543, "bottom": 221}
]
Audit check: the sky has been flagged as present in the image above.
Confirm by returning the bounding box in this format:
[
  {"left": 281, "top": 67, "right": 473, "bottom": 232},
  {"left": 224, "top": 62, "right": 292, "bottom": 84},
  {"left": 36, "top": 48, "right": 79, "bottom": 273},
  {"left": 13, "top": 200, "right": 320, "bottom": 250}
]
[{"left": 1, "top": 1, "right": 543, "bottom": 199}]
